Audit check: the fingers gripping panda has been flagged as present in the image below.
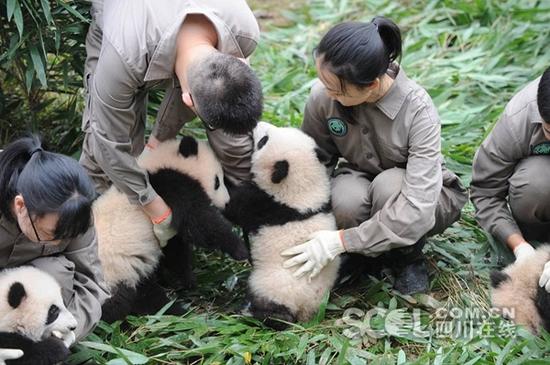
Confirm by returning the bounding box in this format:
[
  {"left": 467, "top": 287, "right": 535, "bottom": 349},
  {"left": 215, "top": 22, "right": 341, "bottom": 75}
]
[
  {"left": 225, "top": 123, "right": 340, "bottom": 329},
  {"left": 0, "top": 266, "right": 76, "bottom": 365},
  {"left": 93, "top": 136, "right": 248, "bottom": 322}
]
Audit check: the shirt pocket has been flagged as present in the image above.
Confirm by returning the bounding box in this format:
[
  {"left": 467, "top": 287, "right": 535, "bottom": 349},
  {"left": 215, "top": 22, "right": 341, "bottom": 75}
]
[{"left": 377, "top": 141, "right": 408, "bottom": 169}]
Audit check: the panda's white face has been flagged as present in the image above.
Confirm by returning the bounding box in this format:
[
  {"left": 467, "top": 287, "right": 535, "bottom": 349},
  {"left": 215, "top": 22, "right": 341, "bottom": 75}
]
[
  {"left": 0, "top": 266, "right": 77, "bottom": 342},
  {"left": 251, "top": 122, "right": 331, "bottom": 212},
  {"left": 140, "top": 137, "right": 230, "bottom": 209}
]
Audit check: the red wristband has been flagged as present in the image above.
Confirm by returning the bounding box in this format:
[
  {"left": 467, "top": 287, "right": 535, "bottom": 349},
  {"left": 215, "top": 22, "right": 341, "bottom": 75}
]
[
  {"left": 152, "top": 208, "right": 172, "bottom": 225},
  {"left": 338, "top": 230, "right": 347, "bottom": 251}
]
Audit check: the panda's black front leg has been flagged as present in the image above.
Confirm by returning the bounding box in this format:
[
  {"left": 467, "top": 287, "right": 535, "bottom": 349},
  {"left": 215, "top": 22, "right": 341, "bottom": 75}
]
[
  {"left": 194, "top": 206, "right": 249, "bottom": 261},
  {"left": 0, "top": 332, "right": 69, "bottom": 365},
  {"left": 535, "top": 285, "right": 550, "bottom": 333},
  {"left": 159, "top": 236, "right": 196, "bottom": 289}
]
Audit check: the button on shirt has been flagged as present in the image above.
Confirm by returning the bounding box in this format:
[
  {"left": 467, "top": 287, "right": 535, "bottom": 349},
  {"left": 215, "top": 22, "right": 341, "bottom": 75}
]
[
  {"left": 302, "top": 65, "right": 450, "bottom": 255},
  {"left": 470, "top": 77, "right": 546, "bottom": 244}
]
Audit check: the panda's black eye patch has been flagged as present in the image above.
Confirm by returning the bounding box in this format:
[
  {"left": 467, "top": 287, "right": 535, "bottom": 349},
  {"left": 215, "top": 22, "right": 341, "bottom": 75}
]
[
  {"left": 214, "top": 176, "right": 220, "bottom": 190},
  {"left": 257, "top": 135, "right": 269, "bottom": 150},
  {"left": 46, "top": 305, "right": 60, "bottom": 325}
]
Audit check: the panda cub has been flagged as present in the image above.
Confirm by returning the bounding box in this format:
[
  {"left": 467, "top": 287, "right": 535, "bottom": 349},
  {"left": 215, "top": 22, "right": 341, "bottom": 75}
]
[
  {"left": 0, "top": 266, "right": 77, "bottom": 365},
  {"left": 225, "top": 122, "right": 340, "bottom": 329},
  {"left": 490, "top": 245, "right": 550, "bottom": 335},
  {"left": 95, "top": 136, "right": 247, "bottom": 322}
]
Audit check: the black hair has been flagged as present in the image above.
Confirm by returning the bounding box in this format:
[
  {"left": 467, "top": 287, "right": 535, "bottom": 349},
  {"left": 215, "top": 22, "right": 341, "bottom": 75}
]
[
  {"left": 188, "top": 52, "right": 263, "bottom": 135},
  {"left": 0, "top": 135, "right": 96, "bottom": 240},
  {"left": 538, "top": 66, "right": 550, "bottom": 123},
  {"left": 316, "top": 16, "right": 402, "bottom": 93}
]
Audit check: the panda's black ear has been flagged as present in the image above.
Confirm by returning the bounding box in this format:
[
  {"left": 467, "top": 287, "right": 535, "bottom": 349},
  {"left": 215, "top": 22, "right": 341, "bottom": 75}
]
[
  {"left": 179, "top": 136, "right": 198, "bottom": 157},
  {"left": 271, "top": 160, "right": 289, "bottom": 184},
  {"left": 8, "top": 282, "right": 26, "bottom": 308},
  {"left": 490, "top": 271, "right": 511, "bottom": 288}
]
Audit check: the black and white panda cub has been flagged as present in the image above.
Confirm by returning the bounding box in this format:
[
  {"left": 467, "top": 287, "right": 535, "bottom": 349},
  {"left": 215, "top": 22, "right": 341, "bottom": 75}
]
[
  {"left": 490, "top": 245, "right": 550, "bottom": 335},
  {"left": 94, "top": 136, "right": 248, "bottom": 322},
  {"left": 225, "top": 122, "right": 340, "bottom": 329},
  {"left": 0, "top": 266, "right": 77, "bottom": 365}
]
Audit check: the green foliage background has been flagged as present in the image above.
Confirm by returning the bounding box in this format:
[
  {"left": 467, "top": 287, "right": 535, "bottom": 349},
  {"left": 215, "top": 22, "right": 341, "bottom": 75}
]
[{"left": 1, "top": 0, "right": 550, "bottom": 364}]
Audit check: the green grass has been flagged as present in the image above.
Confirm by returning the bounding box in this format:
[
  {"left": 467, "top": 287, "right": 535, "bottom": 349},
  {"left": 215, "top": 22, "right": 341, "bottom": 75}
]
[{"left": 70, "top": 0, "right": 550, "bottom": 363}]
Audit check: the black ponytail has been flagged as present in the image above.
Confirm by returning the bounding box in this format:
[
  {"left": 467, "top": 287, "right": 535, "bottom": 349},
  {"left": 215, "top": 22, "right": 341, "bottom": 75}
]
[
  {"left": 316, "top": 16, "right": 402, "bottom": 91},
  {"left": 0, "top": 135, "right": 96, "bottom": 240},
  {"left": 538, "top": 66, "right": 550, "bottom": 123}
]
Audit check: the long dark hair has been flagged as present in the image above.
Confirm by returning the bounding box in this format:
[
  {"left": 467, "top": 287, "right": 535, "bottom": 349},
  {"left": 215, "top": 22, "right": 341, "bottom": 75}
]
[
  {"left": 0, "top": 135, "right": 96, "bottom": 240},
  {"left": 316, "top": 16, "right": 402, "bottom": 93}
]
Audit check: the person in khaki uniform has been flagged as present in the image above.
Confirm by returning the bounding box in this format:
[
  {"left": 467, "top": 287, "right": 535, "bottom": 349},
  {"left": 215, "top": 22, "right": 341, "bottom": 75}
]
[
  {"left": 471, "top": 67, "right": 550, "bottom": 291},
  {"left": 281, "top": 18, "right": 467, "bottom": 295},
  {"left": 0, "top": 136, "right": 109, "bottom": 360},
  {"left": 80, "top": 0, "right": 262, "bottom": 247}
]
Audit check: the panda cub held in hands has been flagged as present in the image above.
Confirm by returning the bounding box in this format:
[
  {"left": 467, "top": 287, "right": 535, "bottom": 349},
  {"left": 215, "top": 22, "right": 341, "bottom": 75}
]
[
  {"left": 0, "top": 266, "right": 77, "bottom": 365},
  {"left": 490, "top": 245, "right": 550, "bottom": 335},
  {"left": 94, "top": 136, "right": 247, "bottom": 322},
  {"left": 225, "top": 122, "right": 340, "bottom": 329}
]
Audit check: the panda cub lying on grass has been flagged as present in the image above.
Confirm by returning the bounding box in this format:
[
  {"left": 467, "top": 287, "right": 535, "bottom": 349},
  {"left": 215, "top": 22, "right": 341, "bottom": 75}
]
[
  {"left": 94, "top": 136, "right": 248, "bottom": 322},
  {"left": 491, "top": 245, "right": 550, "bottom": 335},
  {"left": 225, "top": 122, "right": 340, "bottom": 329},
  {"left": 0, "top": 266, "right": 77, "bottom": 365}
]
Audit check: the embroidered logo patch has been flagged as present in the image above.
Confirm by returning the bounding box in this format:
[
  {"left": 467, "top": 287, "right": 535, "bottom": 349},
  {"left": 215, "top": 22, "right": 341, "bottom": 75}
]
[
  {"left": 327, "top": 118, "right": 347, "bottom": 137},
  {"left": 532, "top": 141, "right": 550, "bottom": 155}
]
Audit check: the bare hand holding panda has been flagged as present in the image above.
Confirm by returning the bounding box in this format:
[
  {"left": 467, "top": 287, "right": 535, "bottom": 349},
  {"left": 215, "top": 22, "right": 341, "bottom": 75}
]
[{"left": 281, "top": 230, "right": 346, "bottom": 281}]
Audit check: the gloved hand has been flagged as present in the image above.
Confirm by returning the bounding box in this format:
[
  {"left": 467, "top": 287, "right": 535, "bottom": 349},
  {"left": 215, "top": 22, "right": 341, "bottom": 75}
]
[
  {"left": 539, "top": 261, "right": 550, "bottom": 293},
  {"left": 0, "top": 348, "right": 24, "bottom": 365},
  {"left": 513, "top": 241, "right": 535, "bottom": 262},
  {"left": 137, "top": 143, "right": 155, "bottom": 164},
  {"left": 281, "top": 230, "right": 346, "bottom": 281},
  {"left": 152, "top": 208, "right": 177, "bottom": 248},
  {"left": 53, "top": 330, "right": 76, "bottom": 348}
]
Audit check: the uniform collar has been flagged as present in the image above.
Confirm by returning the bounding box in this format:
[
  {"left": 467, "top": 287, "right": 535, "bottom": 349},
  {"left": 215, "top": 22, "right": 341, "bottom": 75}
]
[
  {"left": 144, "top": 8, "right": 242, "bottom": 82},
  {"left": 375, "top": 65, "right": 413, "bottom": 120},
  {"left": 0, "top": 213, "right": 20, "bottom": 236}
]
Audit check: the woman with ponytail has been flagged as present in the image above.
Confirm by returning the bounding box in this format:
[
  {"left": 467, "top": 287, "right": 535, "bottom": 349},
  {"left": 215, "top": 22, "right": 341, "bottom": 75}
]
[
  {"left": 0, "top": 136, "right": 109, "bottom": 355},
  {"left": 281, "top": 17, "right": 467, "bottom": 295}
]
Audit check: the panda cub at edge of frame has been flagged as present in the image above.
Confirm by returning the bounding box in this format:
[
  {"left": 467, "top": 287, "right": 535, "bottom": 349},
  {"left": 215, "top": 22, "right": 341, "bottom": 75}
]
[
  {"left": 225, "top": 122, "right": 340, "bottom": 329},
  {"left": 0, "top": 266, "right": 77, "bottom": 365},
  {"left": 490, "top": 244, "right": 550, "bottom": 335}
]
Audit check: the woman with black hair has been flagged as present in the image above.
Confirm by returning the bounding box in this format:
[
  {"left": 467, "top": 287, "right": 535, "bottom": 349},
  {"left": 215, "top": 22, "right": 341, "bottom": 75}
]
[
  {"left": 281, "top": 17, "right": 468, "bottom": 294},
  {"left": 0, "top": 136, "right": 109, "bottom": 356}
]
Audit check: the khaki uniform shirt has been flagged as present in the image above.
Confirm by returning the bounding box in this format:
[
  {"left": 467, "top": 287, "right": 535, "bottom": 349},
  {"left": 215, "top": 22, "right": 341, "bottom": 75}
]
[
  {"left": 0, "top": 215, "right": 109, "bottom": 341},
  {"left": 82, "top": 0, "right": 260, "bottom": 204},
  {"left": 302, "top": 65, "right": 459, "bottom": 254},
  {"left": 470, "top": 77, "right": 546, "bottom": 244}
]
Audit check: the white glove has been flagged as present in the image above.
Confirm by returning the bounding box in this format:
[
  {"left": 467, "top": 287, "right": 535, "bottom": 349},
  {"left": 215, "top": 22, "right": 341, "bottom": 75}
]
[
  {"left": 0, "top": 349, "right": 24, "bottom": 364},
  {"left": 152, "top": 209, "right": 177, "bottom": 248},
  {"left": 53, "top": 330, "right": 76, "bottom": 348},
  {"left": 137, "top": 143, "right": 154, "bottom": 164},
  {"left": 539, "top": 261, "right": 550, "bottom": 293},
  {"left": 281, "top": 230, "right": 346, "bottom": 281},
  {"left": 513, "top": 241, "right": 535, "bottom": 262}
]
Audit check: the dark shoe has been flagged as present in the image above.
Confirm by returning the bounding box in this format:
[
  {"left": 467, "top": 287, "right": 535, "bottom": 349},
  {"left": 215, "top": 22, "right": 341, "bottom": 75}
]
[{"left": 393, "top": 259, "right": 429, "bottom": 295}]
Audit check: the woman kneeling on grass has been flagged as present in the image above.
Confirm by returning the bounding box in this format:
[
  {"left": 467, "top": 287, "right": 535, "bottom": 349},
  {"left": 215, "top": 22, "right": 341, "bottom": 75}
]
[{"left": 281, "top": 17, "right": 468, "bottom": 294}]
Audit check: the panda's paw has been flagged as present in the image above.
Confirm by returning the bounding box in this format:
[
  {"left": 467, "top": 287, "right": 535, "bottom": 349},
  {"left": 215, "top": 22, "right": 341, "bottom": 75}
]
[
  {"left": 225, "top": 239, "right": 250, "bottom": 262},
  {"left": 249, "top": 296, "right": 296, "bottom": 331}
]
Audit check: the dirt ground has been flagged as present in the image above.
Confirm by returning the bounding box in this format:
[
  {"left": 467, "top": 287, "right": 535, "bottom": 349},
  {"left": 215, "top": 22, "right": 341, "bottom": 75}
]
[{"left": 248, "top": 0, "right": 304, "bottom": 27}]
